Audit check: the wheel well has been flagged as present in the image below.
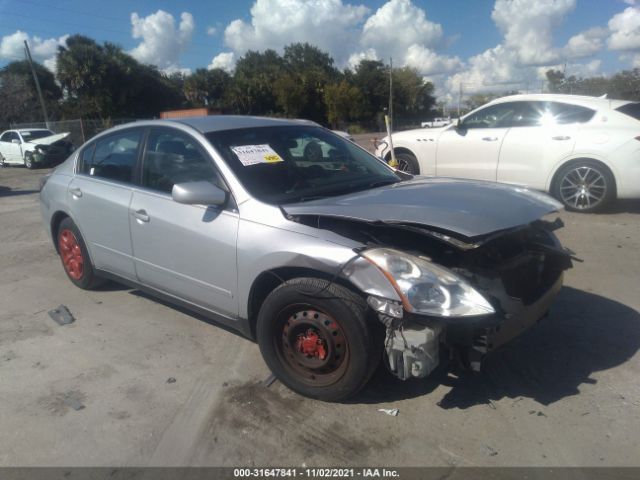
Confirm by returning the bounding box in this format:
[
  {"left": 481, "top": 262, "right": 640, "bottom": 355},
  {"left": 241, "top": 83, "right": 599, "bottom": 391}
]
[
  {"left": 246, "top": 267, "right": 364, "bottom": 339},
  {"left": 551, "top": 158, "right": 617, "bottom": 196},
  {"left": 384, "top": 147, "right": 416, "bottom": 162},
  {"left": 50, "top": 212, "right": 69, "bottom": 252}
]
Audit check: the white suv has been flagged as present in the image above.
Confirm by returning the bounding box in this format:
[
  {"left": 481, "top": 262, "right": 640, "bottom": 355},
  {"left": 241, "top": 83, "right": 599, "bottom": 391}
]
[{"left": 376, "top": 94, "right": 640, "bottom": 212}]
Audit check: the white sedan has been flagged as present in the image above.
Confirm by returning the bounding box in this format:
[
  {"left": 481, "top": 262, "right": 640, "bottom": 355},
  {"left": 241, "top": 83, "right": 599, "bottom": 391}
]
[
  {"left": 0, "top": 129, "right": 72, "bottom": 169},
  {"left": 376, "top": 94, "right": 640, "bottom": 212}
]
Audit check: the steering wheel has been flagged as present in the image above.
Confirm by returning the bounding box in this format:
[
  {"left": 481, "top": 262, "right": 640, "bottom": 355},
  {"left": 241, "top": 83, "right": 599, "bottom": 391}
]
[{"left": 303, "top": 141, "right": 323, "bottom": 163}]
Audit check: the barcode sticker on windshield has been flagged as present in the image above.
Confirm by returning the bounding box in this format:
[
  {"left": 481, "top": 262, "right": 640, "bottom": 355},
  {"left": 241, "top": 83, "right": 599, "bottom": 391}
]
[{"left": 231, "top": 144, "right": 283, "bottom": 166}]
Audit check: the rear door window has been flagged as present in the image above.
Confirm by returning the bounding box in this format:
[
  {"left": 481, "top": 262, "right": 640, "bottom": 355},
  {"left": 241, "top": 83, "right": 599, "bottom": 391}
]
[
  {"left": 547, "top": 102, "right": 595, "bottom": 124},
  {"left": 79, "top": 129, "right": 142, "bottom": 184}
]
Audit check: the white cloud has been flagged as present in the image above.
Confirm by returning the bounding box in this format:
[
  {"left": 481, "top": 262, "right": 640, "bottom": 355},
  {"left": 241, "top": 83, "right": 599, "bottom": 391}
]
[
  {"left": 347, "top": 48, "right": 378, "bottom": 70},
  {"left": 491, "top": 0, "right": 576, "bottom": 66},
  {"left": 207, "top": 26, "right": 217, "bottom": 36},
  {"left": 404, "top": 44, "right": 462, "bottom": 75},
  {"left": 0, "top": 30, "right": 68, "bottom": 72},
  {"left": 208, "top": 52, "right": 236, "bottom": 72},
  {"left": 608, "top": 6, "right": 640, "bottom": 51},
  {"left": 563, "top": 27, "right": 607, "bottom": 58},
  {"left": 223, "top": 0, "right": 369, "bottom": 65},
  {"left": 359, "top": 0, "right": 442, "bottom": 62},
  {"left": 129, "top": 10, "right": 195, "bottom": 72}
]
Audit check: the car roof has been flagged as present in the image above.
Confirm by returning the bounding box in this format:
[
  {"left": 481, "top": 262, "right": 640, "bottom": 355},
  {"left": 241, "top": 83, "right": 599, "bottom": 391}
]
[
  {"left": 17, "top": 128, "right": 53, "bottom": 133},
  {"left": 155, "top": 115, "right": 318, "bottom": 133},
  {"left": 489, "top": 93, "right": 632, "bottom": 110}
]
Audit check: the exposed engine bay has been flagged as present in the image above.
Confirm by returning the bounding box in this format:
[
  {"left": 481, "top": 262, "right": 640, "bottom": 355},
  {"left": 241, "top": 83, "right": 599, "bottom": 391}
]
[{"left": 291, "top": 214, "right": 574, "bottom": 380}]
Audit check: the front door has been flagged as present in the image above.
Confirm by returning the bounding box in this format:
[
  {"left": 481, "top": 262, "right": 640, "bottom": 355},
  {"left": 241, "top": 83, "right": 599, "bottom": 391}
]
[
  {"left": 435, "top": 102, "right": 523, "bottom": 181},
  {"left": 0, "top": 131, "right": 23, "bottom": 164},
  {"left": 129, "top": 127, "right": 239, "bottom": 318}
]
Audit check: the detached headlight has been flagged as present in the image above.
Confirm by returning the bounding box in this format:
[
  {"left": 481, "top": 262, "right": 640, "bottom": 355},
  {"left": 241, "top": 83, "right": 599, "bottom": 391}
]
[{"left": 362, "top": 248, "right": 495, "bottom": 317}]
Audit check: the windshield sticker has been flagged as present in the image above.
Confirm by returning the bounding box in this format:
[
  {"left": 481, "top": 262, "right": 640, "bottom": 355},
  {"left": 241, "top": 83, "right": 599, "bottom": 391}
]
[{"left": 231, "top": 144, "right": 283, "bottom": 166}]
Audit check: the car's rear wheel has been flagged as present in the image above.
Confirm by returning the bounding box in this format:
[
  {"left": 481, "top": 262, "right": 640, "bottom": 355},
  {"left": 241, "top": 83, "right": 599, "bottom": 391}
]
[
  {"left": 257, "top": 277, "right": 381, "bottom": 401},
  {"left": 390, "top": 151, "right": 420, "bottom": 175},
  {"left": 56, "top": 217, "right": 104, "bottom": 289},
  {"left": 552, "top": 160, "right": 614, "bottom": 213},
  {"left": 24, "top": 152, "right": 35, "bottom": 169}
]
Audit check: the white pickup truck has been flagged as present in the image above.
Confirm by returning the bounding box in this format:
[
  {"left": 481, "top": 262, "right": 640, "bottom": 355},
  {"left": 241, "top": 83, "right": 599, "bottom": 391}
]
[
  {"left": 0, "top": 129, "right": 73, "bottom": 169},
  {"left": 420, "top": 117, "right": 451, "bottom": 128}
]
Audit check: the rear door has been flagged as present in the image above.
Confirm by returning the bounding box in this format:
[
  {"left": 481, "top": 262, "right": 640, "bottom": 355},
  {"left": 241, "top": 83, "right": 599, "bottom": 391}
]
[
  {"left": 0, "top": 131, "right": 23, "bottom": 163},
  {"left": 67, "top": 128, "right": 143, "bottom": 280},
  {"left": 435, "top": 102, "right": 520, "bottom": 181},
  {"left": 129, "top": 127, "right": 239, "bottom": 317},
  {"left": 497, "top": 101, "right": 585, "bottom": 190}
]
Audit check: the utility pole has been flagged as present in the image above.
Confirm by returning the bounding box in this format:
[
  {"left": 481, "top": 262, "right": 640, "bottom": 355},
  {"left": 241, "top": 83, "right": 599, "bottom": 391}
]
[
  {"left": 24, "top": 40, "right": 49, "bottom": 126},
  {"left": 389, "top": 57, "right": 393, "bottom": 132}
]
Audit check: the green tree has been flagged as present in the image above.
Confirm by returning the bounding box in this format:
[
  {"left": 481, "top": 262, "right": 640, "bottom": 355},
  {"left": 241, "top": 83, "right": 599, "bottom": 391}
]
[
  {"left": 56, "top": 35, "right": 184, "bottom": 119},
  {"left": 273, "top": 73, "right": 306, "bottom": 117},
  {"left": 0, "top": 60, "right": 62, "bottom": 125},
  {"left": 351, "top": 60, "right": 388, "bottom": 125},
  {"left": 184, "top": 68, "right": 231, "bottom": 109},
  {"left": 230, "top": 50, "right": 285, "bottom": 115},
  {"left": 324, "top": 80, "right": 364, "bottom": 128},
  {"left": 392, "top": 67, "right": 436, "bottom": 125}
]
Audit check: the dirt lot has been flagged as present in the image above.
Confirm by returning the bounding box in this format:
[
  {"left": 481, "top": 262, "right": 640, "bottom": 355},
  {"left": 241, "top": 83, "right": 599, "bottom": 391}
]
[{"left": 1, "top": 149, "right": 639, "bottom": 467}]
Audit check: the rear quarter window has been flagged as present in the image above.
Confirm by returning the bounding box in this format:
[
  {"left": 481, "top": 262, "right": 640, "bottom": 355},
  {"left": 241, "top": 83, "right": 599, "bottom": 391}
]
[{"left": 615, "top": 102, "right": 640, "bottom": 121}]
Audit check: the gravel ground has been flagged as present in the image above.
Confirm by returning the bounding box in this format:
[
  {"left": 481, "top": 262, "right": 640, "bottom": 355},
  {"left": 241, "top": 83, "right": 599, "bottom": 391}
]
[{"left": 0, "top": 152, "right": 639, "bottom": 467}]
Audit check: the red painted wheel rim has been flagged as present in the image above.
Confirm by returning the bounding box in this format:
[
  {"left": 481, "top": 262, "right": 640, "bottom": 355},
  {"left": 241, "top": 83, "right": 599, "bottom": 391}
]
[
  {"left": 275, "top": 306, "right": 349, "bottom": 387},
  {"left": 58, "top": 229, "right": 84, "bottom": 280}
]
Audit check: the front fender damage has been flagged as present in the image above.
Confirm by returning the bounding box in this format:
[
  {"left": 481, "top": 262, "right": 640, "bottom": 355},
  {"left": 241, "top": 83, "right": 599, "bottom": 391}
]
[{"left": 296, "top": 214, "right": 574, "bottom": 381}]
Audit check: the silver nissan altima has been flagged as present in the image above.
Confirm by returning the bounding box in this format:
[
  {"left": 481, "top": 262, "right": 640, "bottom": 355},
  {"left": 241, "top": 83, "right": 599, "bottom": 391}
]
[{"left": 39, "top": 116, "right": 573, "bottom": 401}]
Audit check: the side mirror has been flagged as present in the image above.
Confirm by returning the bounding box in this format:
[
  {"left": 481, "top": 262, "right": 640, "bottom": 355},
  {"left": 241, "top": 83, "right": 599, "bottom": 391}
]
[
  {"left": 11, "top": 139, "right": 21, "bottom": 144},
  {"left": 172, "top": 181, "right": 227, "bottom": 206}
]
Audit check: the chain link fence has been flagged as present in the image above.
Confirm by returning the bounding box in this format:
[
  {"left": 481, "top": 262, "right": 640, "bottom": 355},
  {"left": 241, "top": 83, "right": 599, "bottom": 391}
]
[{"left": 7, "top": 118, "right": 140, "bottom": 148}]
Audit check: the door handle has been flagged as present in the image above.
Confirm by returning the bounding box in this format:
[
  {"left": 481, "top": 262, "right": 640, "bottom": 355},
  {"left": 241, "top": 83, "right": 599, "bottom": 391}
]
[
  {"left": 482, "top": 136, "right": 498, "bottom": 141},
  {"left": 552, "top": 135, "right": 571, "bottom": 141},
  {"left": 69, "top": 187, "right": 82, "bottom": 198},
  {"left": 132, "top": 209, "right": 150, "bottom": 223}
]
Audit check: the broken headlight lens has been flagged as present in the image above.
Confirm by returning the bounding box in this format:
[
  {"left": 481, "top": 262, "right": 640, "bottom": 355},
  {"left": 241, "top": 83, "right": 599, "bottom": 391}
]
[{"left": 362, "top": 248, "right": 495, "bottom": 317}]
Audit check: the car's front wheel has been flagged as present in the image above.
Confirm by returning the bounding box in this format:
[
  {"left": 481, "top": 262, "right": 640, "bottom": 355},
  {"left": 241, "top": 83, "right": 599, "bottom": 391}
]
[
  {"left": 552, "top": 160, "right": 615, "bottom": 213},
  {"left": 56, "top": 217, "right": 104, "bottom": 289},
  {"left": 257, "top": 277, "right": 381, "bottom": 401},
  {"left": 390, "top": 151, "right": 420, "bottom": 175},
  {"left": 24, "top": 152, "right": 35, "bottom": 169}
]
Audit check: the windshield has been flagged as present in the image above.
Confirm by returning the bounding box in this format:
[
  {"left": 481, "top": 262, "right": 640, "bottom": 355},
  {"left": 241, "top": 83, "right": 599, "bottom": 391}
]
[
  {"left": 206, "top": 125, "right": 401, "bottom": 204},
  {"left": 21, "top": 130, "right": 55, "bottom": 141}
]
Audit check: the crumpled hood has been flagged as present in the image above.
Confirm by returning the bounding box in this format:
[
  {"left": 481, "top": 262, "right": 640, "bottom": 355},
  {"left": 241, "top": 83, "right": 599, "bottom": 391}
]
[
  {"left": 27, "top": 132, "right": 70, "bottom": 146},
  {"left": 283, "top": 177, "right": 562, "bottom": 239}
]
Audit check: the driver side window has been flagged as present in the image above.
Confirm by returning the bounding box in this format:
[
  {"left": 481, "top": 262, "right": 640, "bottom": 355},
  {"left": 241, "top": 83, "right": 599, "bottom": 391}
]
[{"left": 462, "top": 103, "right": 520, "bottom": 129}]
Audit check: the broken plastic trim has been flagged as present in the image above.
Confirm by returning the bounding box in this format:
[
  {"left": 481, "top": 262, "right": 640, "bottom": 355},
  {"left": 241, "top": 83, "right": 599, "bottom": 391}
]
[{"left": 367, "top": 296, "right": 403, "bottom": 318}]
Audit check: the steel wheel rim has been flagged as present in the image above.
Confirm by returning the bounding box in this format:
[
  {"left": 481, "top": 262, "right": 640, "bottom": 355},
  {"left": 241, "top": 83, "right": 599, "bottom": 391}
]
[
  {"left": 58, "top": 229, "right": 84, "bottom": 280},
  {"left": 559, "top": 166, "right": 607, "bottom": 210},
  {"left": 275, "top": 305, "right": 349, "bottom": 387}
]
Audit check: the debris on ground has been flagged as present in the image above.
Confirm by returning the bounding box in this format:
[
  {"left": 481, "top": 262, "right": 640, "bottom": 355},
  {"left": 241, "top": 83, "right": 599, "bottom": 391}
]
[
  {"left": 378, "top": 408, "right": 399, "bottom": 416},
  {"left": 166, "top": 377, "right": 177, "bottom": 384},
  {"left": 48, "top": 305, "right": 75, "bottom": 326},
  {"left": 262, "top": 373, "right": 277, "bottom": 388},
  {"left": 63, "top": 393, "right": 85, "bottom": 411}
]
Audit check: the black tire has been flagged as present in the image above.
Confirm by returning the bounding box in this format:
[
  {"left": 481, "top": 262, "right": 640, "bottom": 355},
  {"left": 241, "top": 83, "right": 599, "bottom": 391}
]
[
  {"left": 552, "top": 160, "right": 615, "bottom": 213},
  {"left": 257, "top": 277, "right": 382, "bottom": 401},
  {"left": 56, "top": 217, "right": 105, "bottom": 289},
  {"left": 24, "top": 152, "right": 35, "bottom": 169},
  {"left": 391, "top": 151, "right": 420, "bottom": 175}
]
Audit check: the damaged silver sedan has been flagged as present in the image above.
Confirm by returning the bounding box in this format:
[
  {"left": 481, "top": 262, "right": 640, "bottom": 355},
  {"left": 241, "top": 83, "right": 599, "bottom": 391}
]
[{"left": 39, "top": 116, "right": 572, "bottom": 401}]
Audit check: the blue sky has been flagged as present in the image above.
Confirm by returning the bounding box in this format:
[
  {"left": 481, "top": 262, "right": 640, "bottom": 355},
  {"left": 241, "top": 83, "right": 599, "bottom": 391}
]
[{"left": 0, "top": 0, "right": 638, "bottom": 99}]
